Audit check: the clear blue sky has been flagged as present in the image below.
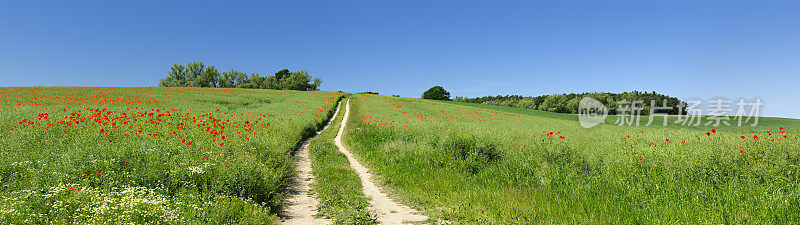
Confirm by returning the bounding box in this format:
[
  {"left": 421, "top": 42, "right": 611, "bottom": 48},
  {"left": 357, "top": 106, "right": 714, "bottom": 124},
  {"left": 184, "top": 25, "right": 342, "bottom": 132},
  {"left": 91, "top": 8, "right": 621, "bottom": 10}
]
[{"left": 1, "top": 1, "right": 798, "bottom": 118}]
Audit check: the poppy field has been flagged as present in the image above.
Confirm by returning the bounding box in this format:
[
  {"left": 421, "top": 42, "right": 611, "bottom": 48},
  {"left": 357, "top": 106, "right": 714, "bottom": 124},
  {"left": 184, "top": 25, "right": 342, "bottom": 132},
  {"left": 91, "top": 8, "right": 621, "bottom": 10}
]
[
  {"left": 0, "top": 87, "right": 341, "bottom": 223},
  {"left": 343, "top": 94, "right": 800, "bottom": 224}
]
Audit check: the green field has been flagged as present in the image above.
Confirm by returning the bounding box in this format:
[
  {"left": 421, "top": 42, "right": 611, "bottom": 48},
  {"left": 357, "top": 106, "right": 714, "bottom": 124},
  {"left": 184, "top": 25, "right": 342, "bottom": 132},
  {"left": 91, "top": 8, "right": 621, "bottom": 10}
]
[
  {"left": 0, "top": 87, "right": 341, "bottom": 223},
  {"left": 343, "top": 94, "right": 799, "bottom": 224},
  {"left": 1, "top": 87, "right": 798, "bottom": 224}
]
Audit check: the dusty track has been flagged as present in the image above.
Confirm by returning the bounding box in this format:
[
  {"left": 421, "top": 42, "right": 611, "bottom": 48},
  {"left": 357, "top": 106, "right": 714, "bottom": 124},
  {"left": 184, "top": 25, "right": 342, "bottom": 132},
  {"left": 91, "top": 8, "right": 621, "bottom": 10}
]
[
  {"left": 334, "top": 100, "right": 428, "bottom": 224},
  {"left": 279, "top": 100, "right": 341, "bottom": 225}
]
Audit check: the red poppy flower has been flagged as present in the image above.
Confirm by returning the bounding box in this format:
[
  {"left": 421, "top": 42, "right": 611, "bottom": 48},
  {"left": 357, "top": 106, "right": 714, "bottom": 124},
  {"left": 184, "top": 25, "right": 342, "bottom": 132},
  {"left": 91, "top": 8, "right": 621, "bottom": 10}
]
[
  {"left": 754, "top": 135, "right": 759, "bottom": 139},
  {"left": 741, "top": 136, "right": 745, "bottom": 139},
  {"left": 739, "top": 150, "right": 744, "bottom": 153},
  {"left": 779, "top": 127, "right": 784, "bottom": 130},
  {"left": 76, "top": 189, "right": 82, "bottom": 193},
  {"left": 82, "top": 173, "right": 87, "bottom": 177},
  {"left": 666, "top": 138, "right": 670, "bottom": 142},
  {"left": 706, "top": 132, "right": 711, "bottom": 136},
  {"left": 460, "top": 145, "right": 465, "bottom": 148},
  {"left": 681, "top": 140, "right": 686, "bottom": 143},
  {"left": 711, "top": 129, "right": 717, "bottom": 133},
  {"left": 220, "top": 142, "right": 225, "bottom": 146},
  {"left": 188, "top": 141, "right": 193, "bottom": 146},
  {"left": 97, "top": 171, "right": 101, "bottom": 175}
]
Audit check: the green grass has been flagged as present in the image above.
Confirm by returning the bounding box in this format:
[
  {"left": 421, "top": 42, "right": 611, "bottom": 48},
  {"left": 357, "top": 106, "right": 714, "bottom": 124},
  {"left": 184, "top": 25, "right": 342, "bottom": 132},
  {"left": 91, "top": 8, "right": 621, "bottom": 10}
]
[
  {"left": 0, "top": 87, "right": 341, "bottom": 224},
  {"left": 3, "top": 87, "right": 798, "bottom": 224},
  {"left": 345, "top": 94, "right": 800, "bottom": 224},
  {"left": 308, "top": 98, "right": 377, "bottom": 224}
]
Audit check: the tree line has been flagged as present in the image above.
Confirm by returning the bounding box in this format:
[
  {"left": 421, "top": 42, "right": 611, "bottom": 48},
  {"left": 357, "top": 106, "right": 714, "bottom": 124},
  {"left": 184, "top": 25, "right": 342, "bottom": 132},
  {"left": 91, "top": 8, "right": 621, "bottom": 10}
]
[
  {"left": 453, "top": 91, "right": 686, "bottom": 115},
  {"left": 158, "top": 61, "right": 322, "bottom": 91}
]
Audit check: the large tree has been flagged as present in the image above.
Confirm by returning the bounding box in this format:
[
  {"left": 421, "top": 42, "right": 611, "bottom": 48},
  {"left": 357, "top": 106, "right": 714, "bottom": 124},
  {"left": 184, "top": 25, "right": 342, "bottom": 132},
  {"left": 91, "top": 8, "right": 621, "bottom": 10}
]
[
  {"left": 158, "top": 64, "right": 188, "bottom": 87},
  {"left": 266, "top": 70, "right": 321, "bottom": 91},
  {"left": 422, "top": 86, "right": 451, "bottom": 101}
]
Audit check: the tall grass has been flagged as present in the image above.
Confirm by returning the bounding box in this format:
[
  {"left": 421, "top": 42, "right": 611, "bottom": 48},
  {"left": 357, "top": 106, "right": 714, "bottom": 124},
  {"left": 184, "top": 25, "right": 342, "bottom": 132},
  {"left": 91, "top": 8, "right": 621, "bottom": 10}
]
[
  {"left": 0, "top": 87, "right": 341, "bottom": 224},
  {"left": 344, "top": 94, "right": 800, "bottom": 224}
]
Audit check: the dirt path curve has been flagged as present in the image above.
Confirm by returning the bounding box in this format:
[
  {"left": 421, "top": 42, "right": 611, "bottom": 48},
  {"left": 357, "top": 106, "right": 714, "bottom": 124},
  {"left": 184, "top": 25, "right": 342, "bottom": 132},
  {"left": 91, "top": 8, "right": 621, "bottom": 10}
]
[
  {"left": 335, "top": 100, "right": 428, "bottom": 225},
  {"left": 280, "top": 100, "right": 342, "bottom": 225}
]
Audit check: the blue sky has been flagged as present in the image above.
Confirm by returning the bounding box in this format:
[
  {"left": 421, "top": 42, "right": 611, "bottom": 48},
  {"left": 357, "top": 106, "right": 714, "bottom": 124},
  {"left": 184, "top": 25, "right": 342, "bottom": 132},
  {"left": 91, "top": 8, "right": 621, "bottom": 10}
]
[{"left": 1, "top": 1, "right": 798, "bottom": 118}]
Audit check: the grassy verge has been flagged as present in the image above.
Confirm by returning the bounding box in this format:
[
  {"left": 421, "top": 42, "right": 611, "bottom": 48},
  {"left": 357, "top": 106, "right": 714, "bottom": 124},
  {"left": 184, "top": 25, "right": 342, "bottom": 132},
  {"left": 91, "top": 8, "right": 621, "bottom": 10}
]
[{"left": 308, "top": 99, "right": 377, "bottom": 224}]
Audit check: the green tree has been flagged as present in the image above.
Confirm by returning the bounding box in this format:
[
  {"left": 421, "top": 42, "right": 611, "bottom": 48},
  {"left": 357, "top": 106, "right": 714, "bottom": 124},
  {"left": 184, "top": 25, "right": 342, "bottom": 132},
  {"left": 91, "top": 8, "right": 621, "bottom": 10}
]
[
  {"left": 312, "top": 77, "right": 322, "bottom": 90},
  {"left": 566, "top": 96, "right": 581, "bottom": 113},
  {"left": 185, "top": 62, "right": 204, "bottom": 87},
  {"left": 538, "top": 94, "right": 568, "bottom": 112},
  {"left": 287, "top": 71, "right": 314, "bottom": 90},
  {"left": 193, "top": 64, "right": 219, "bottom": 87},
  {"left": 268, "top": 69, "right": 291, "bottom": 89},
  {"left": 158, "top": 63, "right": 322, "bottom": 91},
  {"left": 265, "top": 70, "right": 321, "bottom": 91},
  {"left": 158, "top": 64, "right": 188, "bottom": 87},
  {"left": 235, "top": 72, "right": 251, "bottom": 88},
  {"left": 219, "top": 69, "right": 242, "bottom": 88},
  {"left": 422, "top": 86, "right": 451, "bottom": 101},
  {"left": 254, "top": 73, "right": 268, "bottom": 89}
]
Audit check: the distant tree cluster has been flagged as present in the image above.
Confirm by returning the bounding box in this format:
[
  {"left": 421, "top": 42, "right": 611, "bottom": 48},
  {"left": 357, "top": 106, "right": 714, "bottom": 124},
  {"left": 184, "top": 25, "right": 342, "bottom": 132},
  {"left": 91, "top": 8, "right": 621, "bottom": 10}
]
[
  {"left": 453, "top": 91, "right": 686, "bottom": 115},
  {"left": 158, "top": 62, "right": 321, "bottom": 91}
]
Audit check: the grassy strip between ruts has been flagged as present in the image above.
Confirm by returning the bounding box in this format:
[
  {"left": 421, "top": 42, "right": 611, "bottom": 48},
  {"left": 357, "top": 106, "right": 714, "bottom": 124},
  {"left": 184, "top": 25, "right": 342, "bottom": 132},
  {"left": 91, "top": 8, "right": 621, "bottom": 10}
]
[{"left": 308, "top": 98, "right": 378, "bottom": 224}]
